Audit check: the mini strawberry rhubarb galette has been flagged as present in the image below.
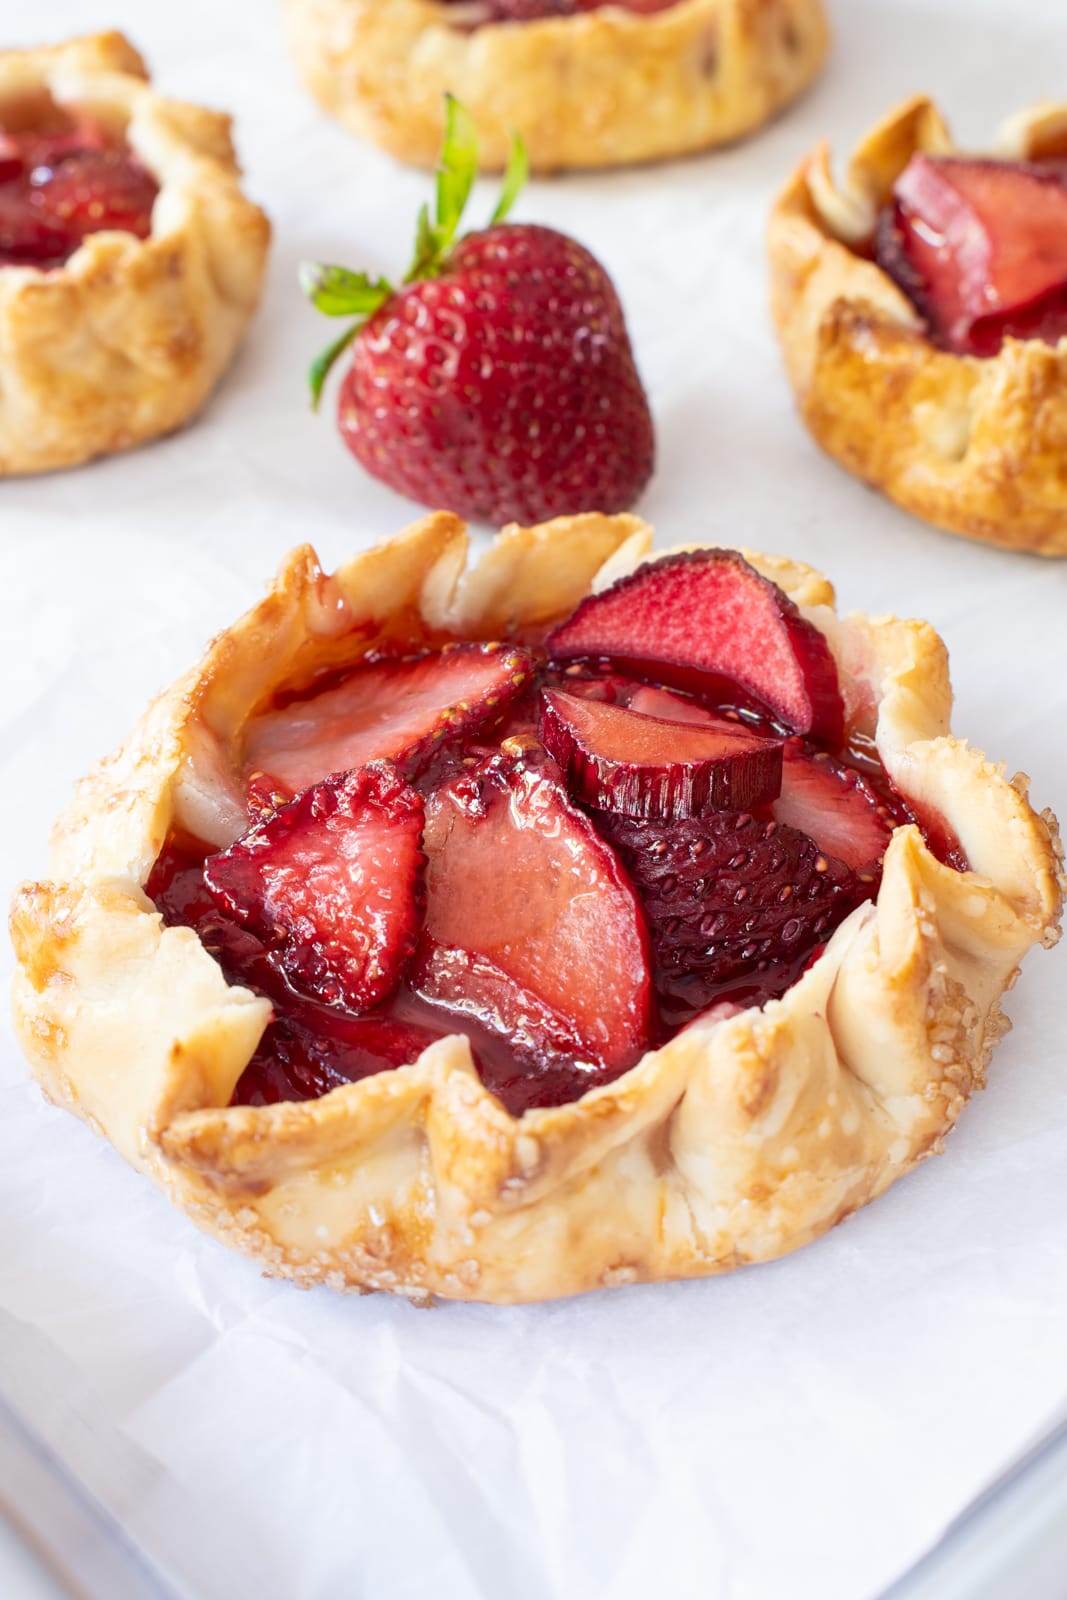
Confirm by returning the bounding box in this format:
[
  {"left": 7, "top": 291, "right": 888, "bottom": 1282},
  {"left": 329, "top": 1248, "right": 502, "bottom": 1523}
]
[
  {"left": 10, "top": 515, "right": 1062, "bottom": 1304},
  {"left": 0, "top": 33, "right": 269, "bottom": 475},
  {"left": 281, "top": 0, "right": 830, "bottom": 173},
  {"left": 769, "top": 97, "right": 1067, "bottom": 555}
]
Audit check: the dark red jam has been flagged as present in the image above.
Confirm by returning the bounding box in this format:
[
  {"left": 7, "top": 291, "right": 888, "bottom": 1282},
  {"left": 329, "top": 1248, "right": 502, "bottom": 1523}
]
[
  {"left": 148, "top": 655, "right": 964, "bottom": 1118},
  {"left": 0, "top": 112, "right": 157, "bottom": 269},
  {"left": 443, "top": 0, "right": 681, "bottom": 27}
]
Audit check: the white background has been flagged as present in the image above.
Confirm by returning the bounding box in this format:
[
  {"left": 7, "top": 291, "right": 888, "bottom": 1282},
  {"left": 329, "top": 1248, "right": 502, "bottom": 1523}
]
[{"left": 2, "top": 2, "right": 1066, "bottom": 1597}]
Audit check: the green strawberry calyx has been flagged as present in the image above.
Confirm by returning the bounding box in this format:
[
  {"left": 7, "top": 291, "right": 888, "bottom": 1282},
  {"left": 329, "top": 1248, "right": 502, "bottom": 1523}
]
[{"left": 300, "top": 98, "right": 528, "bottom": 408}]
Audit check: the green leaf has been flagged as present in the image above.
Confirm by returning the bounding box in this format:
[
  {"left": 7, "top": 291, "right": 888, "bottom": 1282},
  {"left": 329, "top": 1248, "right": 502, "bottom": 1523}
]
[
  {"left": 300, "top": 262, "right": 392, "bottom": 318},
  {"left": 434, "top": 95, "right": 478, "bottom": 251},
  {"left": 308, "top": 321, "right": 361, "bottom": 410},
  {"left": 489, "top": 132, "right": 528, "bottom": 227}
]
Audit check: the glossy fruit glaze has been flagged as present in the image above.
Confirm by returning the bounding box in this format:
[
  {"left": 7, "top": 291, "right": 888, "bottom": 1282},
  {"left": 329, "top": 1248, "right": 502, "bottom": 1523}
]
[
  {"left": 0, "top": 111, "right": 157, "bottom": 269},
  {"left": 443, "top": 0, "right": 682, "bottom": 25},
  {"left": 148, "top": 656, "right": 963, "bottom": 1118}
]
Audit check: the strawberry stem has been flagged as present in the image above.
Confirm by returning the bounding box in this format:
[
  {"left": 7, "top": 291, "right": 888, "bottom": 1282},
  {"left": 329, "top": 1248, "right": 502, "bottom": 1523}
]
[{"left": 301, "top": 97, "right": 528, "bottom": 404}]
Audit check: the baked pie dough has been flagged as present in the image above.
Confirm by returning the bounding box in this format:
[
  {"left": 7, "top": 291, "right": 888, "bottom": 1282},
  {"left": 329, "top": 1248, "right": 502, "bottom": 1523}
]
[
  {"left": 0, "top": 32, "right": 270, "bottom": 476},
  {"left": 10, "top": 514, "right": 1063, "bottom": 1304},
  {"left": 768, "top": 97, "right": 1067, "bottom": 556},
  {"left": 281, "top": 0, "right": 831, "bottom": 173}
]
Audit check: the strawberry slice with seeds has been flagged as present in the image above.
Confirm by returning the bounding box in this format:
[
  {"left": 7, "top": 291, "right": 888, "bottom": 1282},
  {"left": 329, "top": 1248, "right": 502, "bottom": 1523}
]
[
  {"left": 598, "top": 810, "right": 870, "bottom": 1016},
  {"left": 154, "top": 890, "right": 448, "bottom": 1105},
  {"left": 539, "top": 685, "right": 783, "bottom": 819},
  {"left": 877, "top": 155, "right": 1067, "bottom": 356},
  {"left": 243, "top": 643, "right": 537, "bottom": 796},
  {"left": 547, "top": 550, "right": 844, "bottom": 743},
  {"left": 415, "top": 751, "right": 652, "bottom": 1089},
  {"left": 204, "top": 763, "right": 424, "bottom": 1013},
  {"left": 772, "top": 739, "right": 893, "bottom": 874}
]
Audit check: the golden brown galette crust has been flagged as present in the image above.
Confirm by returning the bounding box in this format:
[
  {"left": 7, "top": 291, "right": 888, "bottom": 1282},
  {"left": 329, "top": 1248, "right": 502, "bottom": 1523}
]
[
  {"left": 281, "top": 0, "right": 830, "bottom": 173},
  {"left": 768, "top": 97, "right": 1067, "bottom": 556},
  {"left": 0, "top": 32, "right": 270, "bottom": 476},
  {"left": 10, "top": 514, "right": 1063, "bottom": 1304}
]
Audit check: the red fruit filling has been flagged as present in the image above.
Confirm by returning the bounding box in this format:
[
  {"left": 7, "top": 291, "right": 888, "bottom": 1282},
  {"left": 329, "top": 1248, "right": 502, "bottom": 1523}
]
[
  {"left": 445, "top": 0, "right": 680, "bottom": 21},
  {"left": 204, "top": 763, "right": 425, "bottom": 1014},
  {"left": 0, "top": 113, "right": 157, "bottom": 269},
  {"left": 547, "top": 549, "right": 845, "bottom": 744},
  {"left": 147, "top": 563, "right": 964, "bottom": 1116},
  {"left": 874, "top": 154, "right": 1067, "bottom": 357},
  {"left": 596, "top": 809, "right": 869, "bottom": 1022},
  {"left": 242, "top": 643, "right": 537, "bottom": 797},
  {"left": 539, "top": 685, "right": 783, "bottom": 819},
  {"left": 412, "top": 752, "right": 652, "bottom": 1106},
  {"left": 232, "top": 1010, "right": 447, "bottom": 1107}
]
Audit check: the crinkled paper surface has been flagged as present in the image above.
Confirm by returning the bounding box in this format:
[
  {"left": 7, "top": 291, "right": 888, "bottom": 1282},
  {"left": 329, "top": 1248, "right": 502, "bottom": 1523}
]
[{"left": 2, "top": 1, "right": 1066, "bottom": 1596}]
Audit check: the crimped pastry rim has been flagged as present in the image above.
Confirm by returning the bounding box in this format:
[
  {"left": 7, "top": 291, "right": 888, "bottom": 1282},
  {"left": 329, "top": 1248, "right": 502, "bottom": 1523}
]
[
  {"left": 767, "top": 96, "right": 1067, "bottom": 556},
  {"left": 281, "top": 0, "right": 830, "bottom": 172},
  {"left": 9, "top": 514, "right": 1064, "bottom": 1304},
  {"left": 0, "top": 31, "right": 270, "bottom": 475}
]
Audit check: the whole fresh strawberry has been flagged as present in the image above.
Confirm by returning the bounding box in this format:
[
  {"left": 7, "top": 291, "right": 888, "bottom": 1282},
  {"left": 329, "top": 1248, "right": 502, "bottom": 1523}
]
[{"left": 301, "top": 98, "right": 654, "bottom": 524}]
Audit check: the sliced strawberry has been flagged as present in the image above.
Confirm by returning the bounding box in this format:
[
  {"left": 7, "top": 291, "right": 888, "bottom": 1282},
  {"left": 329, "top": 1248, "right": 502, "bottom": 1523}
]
[
  {"left": 539, "top": 686, "right": 782, "bottom": 819},
  {"left": 243, "top": 643, "right": 537, "bottom": 796},
  {"left": 415, "top": 751, "right": 652, "bottom": 1090},
  {"left": 413, "top": 937, "right": 630, "bottom": 1113},
  {"left": 877, "top": 155, "right": 1067, "bottom": 356},
  {"left": 231, "top": 1010, "right": 444, "bottom": 1105},
  {"left": 546, "top": 550, "right": 844, "bottom": 744},
  {"left": 29, "top": 148, "right": 157, "bottom": 246},
  {"left": 204, "top": 763, "right": 424, "bottom": 1013},
  {"left": 143, "top": 840, "right": 443, "bottom": 1103},
  {"left": 772, "top": 739, "right": 893, "bottom": 874},
  {"left": 597, "top": 810, "right": 870, "bottom": 1017},
  {"left": 413, "top": 938, "right": 595, "bottom": 1062},
  {"left": 623, "top": 683, "right": 720, "bottom": 724}
]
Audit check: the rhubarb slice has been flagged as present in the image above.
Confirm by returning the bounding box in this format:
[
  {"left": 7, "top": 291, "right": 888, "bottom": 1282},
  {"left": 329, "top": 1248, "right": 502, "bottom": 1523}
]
[
  {"left": 415, "top": 752, "right": 652, "bottom": 1086},
  {"left": 877, "top": 155, "right": 1067, "bottom": 356},
  {"left": 204, "top": 763, "right": 424, "bottom": 1013},
  {"left": 243, "top": 643, "right": 537, "bottom": 795},
  {"left": 539, "top": 686, "right": 782, "bottom": 819},
  {"left": 546, "top": 550, "right": 844, "bottom": 743}
]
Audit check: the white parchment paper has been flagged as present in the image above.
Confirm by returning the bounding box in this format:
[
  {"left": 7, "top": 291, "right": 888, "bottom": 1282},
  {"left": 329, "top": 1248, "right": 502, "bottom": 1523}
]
[{"left": 2, "top": 2, "right": 1066, "bottom": 1596}]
